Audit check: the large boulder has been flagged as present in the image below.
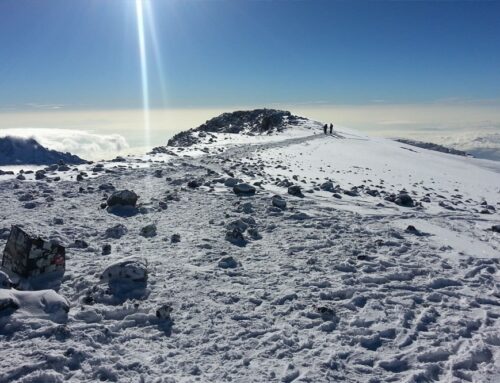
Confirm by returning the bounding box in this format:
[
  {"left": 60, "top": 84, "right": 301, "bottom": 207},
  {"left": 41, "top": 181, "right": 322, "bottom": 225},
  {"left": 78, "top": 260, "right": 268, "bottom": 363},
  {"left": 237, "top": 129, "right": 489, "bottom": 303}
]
[
  {"left": 1, "top": 225, "right": 65, "bottom": 278},
  {"left": 107, "top": 190, "right": 138, "bottom": 208}
]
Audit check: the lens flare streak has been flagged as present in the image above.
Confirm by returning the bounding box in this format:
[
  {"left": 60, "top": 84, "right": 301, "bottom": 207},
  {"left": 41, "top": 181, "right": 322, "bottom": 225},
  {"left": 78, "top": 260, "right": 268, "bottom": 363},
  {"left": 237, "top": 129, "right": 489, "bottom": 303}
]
[{"left": 135, "top": 0, "right": 150, "bottom": 147}]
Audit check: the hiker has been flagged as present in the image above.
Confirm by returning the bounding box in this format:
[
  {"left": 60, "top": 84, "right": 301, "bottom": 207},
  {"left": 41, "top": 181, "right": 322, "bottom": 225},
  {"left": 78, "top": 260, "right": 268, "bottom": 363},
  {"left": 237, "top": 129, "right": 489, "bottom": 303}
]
[
  {"left": 323, "top": 124, "right": 328, "bottom": 134},
  {"left": 329, "top": 123, "right": 333, "bottom": 134}
]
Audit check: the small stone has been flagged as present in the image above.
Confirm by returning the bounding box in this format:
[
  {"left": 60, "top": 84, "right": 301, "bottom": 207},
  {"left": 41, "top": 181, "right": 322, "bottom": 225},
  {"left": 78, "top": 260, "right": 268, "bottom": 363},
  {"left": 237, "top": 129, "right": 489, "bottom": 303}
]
[
  {"left": 395, "top": 193, "right": 414, "bottom": 207},
  {"left": 233, "top": 183, "right": 256, "bottom": 196},
  {"left": 156, "top": 304, "right": 173, "bottom": 320},
  {"left": 140, "top": 224, "right": 157, "bottom": 238},
  {"left": 272, "top": 195, "right": 287, "bottom": 209},
  {"left": 102, "top": 244, "right": 112, "bottom": 255},
  {"left": 187, "top": 179, "right": 202, "bottom": 188},
  {"left": 171, "top": 234, "right": 181, "bottom": 243},
  {"left": 287, "top": 185, "right": 304, "bottom": 198},
  {"left": 218, "top": 256, "right": 239, "bottom": 269},
  {"left": 105, "top": 224, "right": 128, "bottom": 239}
]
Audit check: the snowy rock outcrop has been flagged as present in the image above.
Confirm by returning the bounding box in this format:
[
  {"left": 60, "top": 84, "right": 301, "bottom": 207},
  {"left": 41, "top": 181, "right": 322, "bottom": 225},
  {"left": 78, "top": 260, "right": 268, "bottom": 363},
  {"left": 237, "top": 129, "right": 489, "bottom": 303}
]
[
  {"left": 100, "top": 258, "right": 148, "bottom": 285},
  {"left": 0, "top": 136, "right": 86, "bottom": 165},
  {"left": 164, "top": 109, "right": 305, "bottom": 147}
]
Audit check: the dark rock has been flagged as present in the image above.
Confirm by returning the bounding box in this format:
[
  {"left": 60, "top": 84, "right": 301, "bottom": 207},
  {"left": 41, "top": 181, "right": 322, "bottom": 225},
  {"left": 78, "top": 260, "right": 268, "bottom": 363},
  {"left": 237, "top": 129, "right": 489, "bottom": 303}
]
[
  {"left": 171, "top": 234, "right": 181, "bottom": 243},
  {"left": 320, "top": 181, "right": 335, "bottom": 192},
  {"left": 140, "top": 224, "right": 157, "bottom": 238},
  {"left": 491, "top": 224, "right": 500, "bottom": 233},
  {"left": 395, "top": 193, "right": 414, "bottom": 207},
  {"left": 72, "top": 239, "right": 89, "bottom": 249},
  {"left": 272, "top": 195, "right": 287, "bottom": 209},
  {"left": 35, "top": 170, "right": 46, "bottom": 180},
  {"left": 288, "top": 185, "right": 304, "bottom": 198},
  {"left": 233, "top": 183, "right": 256, "bottom": 196},
  {"left": 102, "top": 244, "right": 112, "bottom": 255},
  {"left": 224, "top": 178, "right": 240, "bottom": 187},
  {"left": 105, "top": 224, "right": 128, "bottom": 239},
  {"left": 187, "top": 179, "right": 202, "bottom": 188},
  {"left": 156, "top": 304, "right": 173, "bottom": 320},
  {"left": 225, "top": 229, "right": 247, "bottom": 247},
  {"left": 218, "top": 256, "right": 239, "bottom": 269},
  {"left": 98, "top": 183, "right": 115, "bottom": 192},
  {"left": 107, "top": 190, "right": 138, "bottom": 207}
]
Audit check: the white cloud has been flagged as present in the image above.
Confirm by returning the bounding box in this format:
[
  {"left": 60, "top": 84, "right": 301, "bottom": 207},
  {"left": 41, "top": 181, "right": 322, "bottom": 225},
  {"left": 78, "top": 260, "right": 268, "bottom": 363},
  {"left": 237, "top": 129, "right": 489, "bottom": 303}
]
[{"left": 0, "top": 128, "right": 129, "bottom": 160}]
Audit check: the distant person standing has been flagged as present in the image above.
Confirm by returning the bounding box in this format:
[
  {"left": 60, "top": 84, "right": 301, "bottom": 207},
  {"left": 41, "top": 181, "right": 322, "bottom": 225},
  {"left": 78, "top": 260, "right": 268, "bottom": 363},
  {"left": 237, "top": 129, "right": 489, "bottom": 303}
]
[
  {"left": 323, "top": 124, "right": 328, "bottom": 134},
  {"left": 329, "top": 123, "right": 333, "bottom": 134}
]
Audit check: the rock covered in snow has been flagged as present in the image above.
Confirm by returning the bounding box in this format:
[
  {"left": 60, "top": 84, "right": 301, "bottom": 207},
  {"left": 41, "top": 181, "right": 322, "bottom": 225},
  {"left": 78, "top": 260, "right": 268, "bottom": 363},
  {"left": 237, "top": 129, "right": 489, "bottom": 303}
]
[
  {"left": 100, "top": 258, "right": 148, "bottom": 285},
  {"left": 0, "top": 288, "right": 69, "bottom": 322},
  {"left": 167, "top": 109, "right": 305, "bottom": 147}
]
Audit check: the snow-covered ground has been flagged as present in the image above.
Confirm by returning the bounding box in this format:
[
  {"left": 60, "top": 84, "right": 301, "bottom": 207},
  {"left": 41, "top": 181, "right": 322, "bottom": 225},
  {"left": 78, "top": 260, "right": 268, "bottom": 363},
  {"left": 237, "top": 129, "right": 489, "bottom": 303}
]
[{"left": 0, "top": 119, "right": 499, "bottom": 382}]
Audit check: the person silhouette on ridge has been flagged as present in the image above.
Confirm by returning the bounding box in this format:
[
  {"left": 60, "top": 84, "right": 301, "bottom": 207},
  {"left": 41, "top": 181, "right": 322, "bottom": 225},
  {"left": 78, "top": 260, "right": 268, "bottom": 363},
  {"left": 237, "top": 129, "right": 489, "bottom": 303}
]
[
  {"left": 329, "top": 123, "right": 333, "bottom": 134},
  {"left": 323, "top": 124, "right": 328, "bottom": 134}
]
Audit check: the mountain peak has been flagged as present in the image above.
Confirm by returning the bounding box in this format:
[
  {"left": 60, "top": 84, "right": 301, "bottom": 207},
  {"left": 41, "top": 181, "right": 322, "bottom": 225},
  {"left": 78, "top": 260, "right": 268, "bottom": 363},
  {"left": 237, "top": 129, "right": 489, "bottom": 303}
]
[
  {"left": 167, "top": 109, "right": 306, "bottom": 147},
  {"left": 0, "top": 136, "right": 86, "bottom": 165}
]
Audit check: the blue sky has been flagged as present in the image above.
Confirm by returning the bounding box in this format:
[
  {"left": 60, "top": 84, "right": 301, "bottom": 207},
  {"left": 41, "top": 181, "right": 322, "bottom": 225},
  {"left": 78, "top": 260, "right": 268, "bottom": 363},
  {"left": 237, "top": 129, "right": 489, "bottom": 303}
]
[{"left": 0, "top": 0, "right": 499, "bottom": 110}]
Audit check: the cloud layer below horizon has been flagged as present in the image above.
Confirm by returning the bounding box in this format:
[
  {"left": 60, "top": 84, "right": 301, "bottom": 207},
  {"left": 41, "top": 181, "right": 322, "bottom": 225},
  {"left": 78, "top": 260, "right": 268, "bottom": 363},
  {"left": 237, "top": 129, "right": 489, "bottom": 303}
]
[{"left": 0, "top": 128, "right": 129, "bottom": 161}]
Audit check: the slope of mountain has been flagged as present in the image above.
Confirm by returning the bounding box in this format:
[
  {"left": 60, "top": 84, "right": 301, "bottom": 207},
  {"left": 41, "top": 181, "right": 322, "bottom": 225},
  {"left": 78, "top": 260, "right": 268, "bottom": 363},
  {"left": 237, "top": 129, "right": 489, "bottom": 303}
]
[
  {"left": 0, "top": 136, "right": 86, "bottom": 165},
  {"left": 0, "top": 111, "right": 499, "bottom": 382},
  {"left": 395, "top": 138, "right": 469, "bottom": 157}
]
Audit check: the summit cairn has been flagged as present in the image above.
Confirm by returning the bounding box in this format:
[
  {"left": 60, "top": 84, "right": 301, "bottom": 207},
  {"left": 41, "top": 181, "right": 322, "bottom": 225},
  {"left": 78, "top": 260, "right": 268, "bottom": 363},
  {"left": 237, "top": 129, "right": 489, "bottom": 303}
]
[{"left": 1, "top": 225, "right": 65, "bottom": 278}]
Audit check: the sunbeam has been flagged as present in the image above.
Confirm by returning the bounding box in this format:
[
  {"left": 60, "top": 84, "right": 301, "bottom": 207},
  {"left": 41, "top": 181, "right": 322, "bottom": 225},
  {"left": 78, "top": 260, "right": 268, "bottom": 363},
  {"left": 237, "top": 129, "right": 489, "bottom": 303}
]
[
  {"left": 135, "top": 0, "right": 150, "bottom": 148},
  {"left": 145, "top": 0, "right": 169, "bottom": 107}
]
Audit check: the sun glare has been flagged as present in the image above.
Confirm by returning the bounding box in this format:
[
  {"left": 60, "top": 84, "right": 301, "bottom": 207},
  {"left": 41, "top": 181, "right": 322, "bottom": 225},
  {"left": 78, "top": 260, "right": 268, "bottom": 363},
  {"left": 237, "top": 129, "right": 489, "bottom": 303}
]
[{"left": 135, "top": 0, "right": 150, "bottom": 148}]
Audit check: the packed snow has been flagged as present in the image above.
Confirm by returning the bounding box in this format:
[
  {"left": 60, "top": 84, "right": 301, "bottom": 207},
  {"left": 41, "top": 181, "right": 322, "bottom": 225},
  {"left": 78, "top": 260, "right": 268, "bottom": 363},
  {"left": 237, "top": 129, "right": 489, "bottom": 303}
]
[{"left": 0, "top": 113, "right": 499, "bottom": 382}]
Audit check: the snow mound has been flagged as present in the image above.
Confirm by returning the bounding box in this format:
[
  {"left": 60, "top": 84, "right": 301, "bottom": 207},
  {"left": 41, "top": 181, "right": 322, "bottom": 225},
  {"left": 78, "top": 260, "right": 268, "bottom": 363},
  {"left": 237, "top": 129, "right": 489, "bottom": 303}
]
[
  {"left": 0, "top": 136, "right": 86, "bottom": 165},
  {"left": 0, "top": 288, "right": 69, "bottom": 323}
]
